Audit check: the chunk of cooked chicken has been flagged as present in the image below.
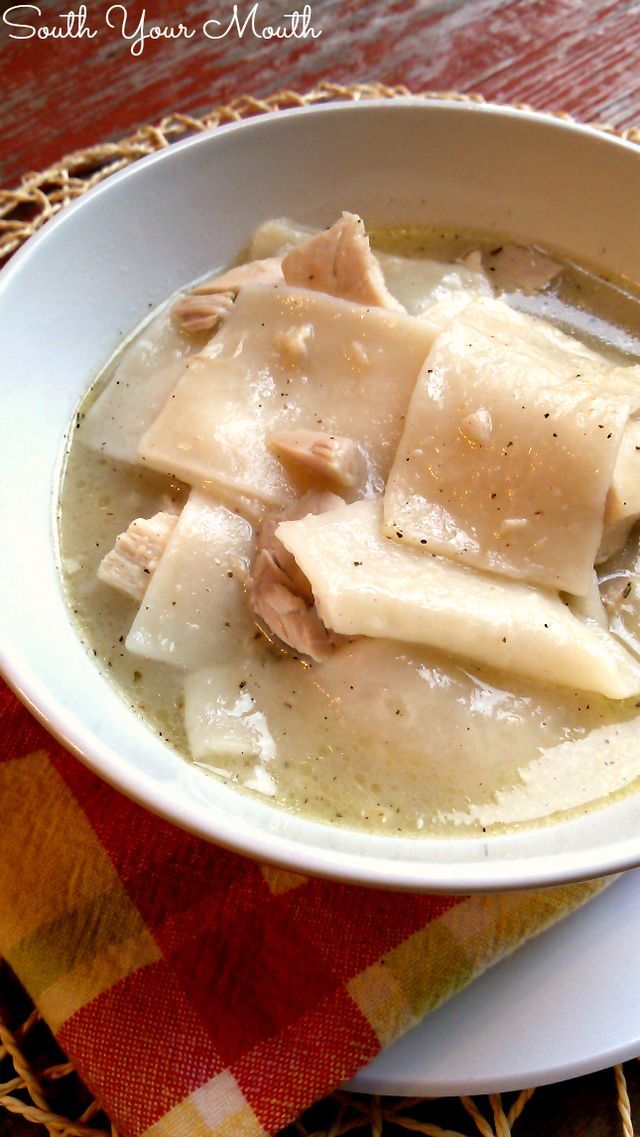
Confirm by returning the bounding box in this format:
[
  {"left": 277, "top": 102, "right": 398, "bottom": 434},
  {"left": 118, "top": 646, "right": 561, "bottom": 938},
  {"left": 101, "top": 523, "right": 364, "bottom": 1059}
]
[
  {"left": 98, "top": 511, "right": 178, "bottom": 601},
  {"left": 172, "top": 291, "right": 235, "bottom": 335},
  {"left": 258, "top": 513, "right": 314, "bottom": 604},
  {"left": 481, "top": 244, "right": 562, "bottom": 294},
  {"left": 258, "top": 490, "right": 345, "bottom": 603},
  {"left": 249, "top": 550, "right": 337, "bottom": 661},
  {"left": 282, "top": 212, "right": 404, "bottom": 310},
  {"left": 248, "top": 491, "right": 345, "bottom": 661},
  {"left": 172, "top": 256, "right": 284, "bottom": 334},
  {"left": 269, "top": 429, "right": 366, "bottom": 489}
]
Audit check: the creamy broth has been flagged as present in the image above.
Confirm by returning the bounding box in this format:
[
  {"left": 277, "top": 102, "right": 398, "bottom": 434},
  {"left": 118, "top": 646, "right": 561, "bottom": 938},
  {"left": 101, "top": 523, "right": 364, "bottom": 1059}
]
[{"left": 58, "top": 224, "right": 640, "bottom": 836}]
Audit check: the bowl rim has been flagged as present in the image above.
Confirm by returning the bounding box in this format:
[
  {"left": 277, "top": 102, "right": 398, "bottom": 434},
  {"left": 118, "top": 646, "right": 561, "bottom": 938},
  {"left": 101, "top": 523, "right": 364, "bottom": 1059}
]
[
  {"left": 3, "top": 95, "right": 640, "bottom": 893},
  {"left": 5, "top": 92, "right": 640, "bottom": 288}
]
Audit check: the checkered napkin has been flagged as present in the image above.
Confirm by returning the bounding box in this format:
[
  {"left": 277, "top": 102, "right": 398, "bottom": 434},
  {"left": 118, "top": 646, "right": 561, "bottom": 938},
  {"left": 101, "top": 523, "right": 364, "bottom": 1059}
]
[{"left": 0, "top": 680, "right": 606, "bottom": 1137}]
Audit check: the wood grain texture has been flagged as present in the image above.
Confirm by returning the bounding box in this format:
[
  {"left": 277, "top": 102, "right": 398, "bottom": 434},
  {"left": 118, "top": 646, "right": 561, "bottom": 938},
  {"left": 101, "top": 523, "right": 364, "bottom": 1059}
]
[
  {"left": 2, "top": 0, "right": 640, "bottom": 189},
  {"left": 2, "top": 4, "right": 640, "bottom": 1134}
]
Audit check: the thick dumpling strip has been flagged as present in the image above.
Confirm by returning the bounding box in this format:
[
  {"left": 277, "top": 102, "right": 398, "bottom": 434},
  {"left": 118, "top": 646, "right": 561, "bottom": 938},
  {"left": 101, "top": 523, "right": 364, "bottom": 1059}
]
[
  {"left": 598, "top": 419, "right": 640, "bottom": 562},
  {"left": 248, "top": 217, "right": 315, "bottom": 260},
  {"left": 276, "top": 499, "right": 640, "bottom": 698},
  {"left": 440, "top": 717, "right": 640, "bottom": 830},
  {"left": 79, "top": 304, "right": 203, "bottom": 464},
  {"left": 185, "top": 664, "right": 278, "bottom": 773},
  {"left": 384, "top": 297, "right": 638, "bottom": 596},
  {"left": 379, "top": 250, "right": 491, "bottom": 314},
  {"left": 138, "top": 284, "right": 436, "bottom": 507},
  {"left": 126, "top": 490, "right": 255, "bottom": 670}
]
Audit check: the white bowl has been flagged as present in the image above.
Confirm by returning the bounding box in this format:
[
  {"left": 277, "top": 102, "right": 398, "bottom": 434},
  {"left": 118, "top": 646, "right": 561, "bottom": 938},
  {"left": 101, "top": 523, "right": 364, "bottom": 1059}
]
[{"left": 2, "top": 98, "right": 640, "bottom": 892}]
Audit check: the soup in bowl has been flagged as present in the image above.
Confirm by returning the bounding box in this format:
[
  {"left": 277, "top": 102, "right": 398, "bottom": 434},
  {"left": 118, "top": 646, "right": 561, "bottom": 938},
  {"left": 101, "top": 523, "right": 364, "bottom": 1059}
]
[{"left": 2, "top": 98, "right": 640, "bottom": 891}]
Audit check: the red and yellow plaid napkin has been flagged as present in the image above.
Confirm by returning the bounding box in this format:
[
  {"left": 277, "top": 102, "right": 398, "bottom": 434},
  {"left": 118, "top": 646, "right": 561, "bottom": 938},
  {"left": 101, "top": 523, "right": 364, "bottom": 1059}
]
[{"left": 0, "top": 680, "right": 605, "bottom": 1136}]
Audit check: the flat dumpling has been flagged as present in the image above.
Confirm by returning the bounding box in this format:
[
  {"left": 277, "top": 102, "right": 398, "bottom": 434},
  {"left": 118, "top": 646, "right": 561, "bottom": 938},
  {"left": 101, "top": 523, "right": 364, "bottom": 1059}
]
[
  {"left": 599, "top": 531, "right": 640, "bottom": 658},
  {"left": 377, "top": 249, "right": 491, "bottom": 314},
  {"left": 384, "top": 297, "right": 637, "bottom": 595},
  {"left": 248, "top": 217, "right": 315, "bottom": 259},
  {"left": 184, "top": 637, "right": 634, "bottom": 831},
  {"left": 126, "top": 490, "right": 255, "bottom": 669},
  {"left": 276, "top": 498, "right": 640, "bottom": 698},
  {"left": 598, "top": 419, "right": 640, "bottom": 561},
  {"left": 185, "top": 663, "right": 279, "bottom": 798},
  {"left": 79, "top": 304, "right": 203, "bottom": 464},
  {"left": 440, "top": 717, "right": 640, "bottom": 829},
  {"left": 186, "top": 663, "right": 276, "bottom": 767},
  {"left": 311, "top": 639, "right": 637, "bottom": 828},
  {"left": 138, "top": 284, "right": 435, "bottom": 506}
]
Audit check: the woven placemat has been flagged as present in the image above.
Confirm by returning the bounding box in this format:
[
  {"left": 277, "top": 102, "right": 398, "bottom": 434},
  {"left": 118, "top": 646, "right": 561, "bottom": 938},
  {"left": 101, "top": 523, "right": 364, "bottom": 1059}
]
[{"left": 1, "top": 81, "right": 639, "bottom": 1137}]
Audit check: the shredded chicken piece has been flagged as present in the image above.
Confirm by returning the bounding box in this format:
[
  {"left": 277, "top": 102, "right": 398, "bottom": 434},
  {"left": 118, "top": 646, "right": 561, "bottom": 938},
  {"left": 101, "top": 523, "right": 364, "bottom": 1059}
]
[
  {"left": 482, "top": 244, "right": 563, "bottom": 294},
  {"left": 259, "top": 490, "right": 345, "bottom": 604},
  {"left": 172, "top": 291, "right": 235, "bottom": 334},
  {"left": 248, "top": 491, "right": 345, "bottom": 661},
  {"left": 98, "top": 511, "right": 178, "bottom": 601},
  {"left": 258, "top": 514, "right": 314, "bottom": 604},
  {"left": 269, "top": 429, "right": 366, "bottom": 488},
  {"left": 172, "top": 256, "right": 283, "bottom": 334},
  {"left": 249, "top": 550, "right": 337, "bottom": 661},
  {"left": 282, "top": 212, "right": 404, "bottom": 310}
]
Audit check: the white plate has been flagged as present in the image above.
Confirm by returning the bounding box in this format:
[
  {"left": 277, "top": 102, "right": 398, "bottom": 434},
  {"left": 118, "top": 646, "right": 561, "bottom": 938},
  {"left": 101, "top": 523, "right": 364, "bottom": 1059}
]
[{"left": 349, "top": 868, "right": 640, "bottom": 1096}]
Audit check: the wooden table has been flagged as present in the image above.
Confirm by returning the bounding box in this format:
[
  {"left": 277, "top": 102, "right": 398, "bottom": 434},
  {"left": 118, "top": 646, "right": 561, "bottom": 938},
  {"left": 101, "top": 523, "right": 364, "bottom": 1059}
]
[
  {"left": 2, "top": 2, "right": 640, "bottom": 1134},
  {"left": 3, "top": 0, "right": 640, "bottom": 190}
]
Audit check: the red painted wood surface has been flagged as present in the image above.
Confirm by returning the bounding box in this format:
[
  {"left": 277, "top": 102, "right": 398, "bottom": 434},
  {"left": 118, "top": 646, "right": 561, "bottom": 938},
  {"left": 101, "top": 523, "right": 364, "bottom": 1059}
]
[
  {"left": 2, "top": 4, "right": 640, "bottom": 1134},
  {"left": 2, "top": 0, "right": 640, "bottom": 190}
]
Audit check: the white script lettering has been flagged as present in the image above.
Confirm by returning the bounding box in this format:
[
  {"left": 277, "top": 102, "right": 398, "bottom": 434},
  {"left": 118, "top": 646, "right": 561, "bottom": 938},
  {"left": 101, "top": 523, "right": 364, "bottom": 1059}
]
[
  {"left": 3, "top": 4, "right": 97, "bottom": 39},
  {"left": 203, "top": 3, "right": 321, "bottom": 41},
  {"left": 105, "top": 4, "right": 196, "bottom": 56}
]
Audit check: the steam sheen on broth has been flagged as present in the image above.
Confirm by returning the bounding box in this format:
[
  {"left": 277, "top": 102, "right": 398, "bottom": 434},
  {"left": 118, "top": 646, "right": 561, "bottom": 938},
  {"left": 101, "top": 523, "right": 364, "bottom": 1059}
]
[{"left": 58, "top": 218, "right": 640, "bottom": 837}]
